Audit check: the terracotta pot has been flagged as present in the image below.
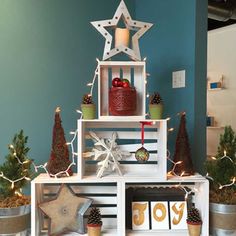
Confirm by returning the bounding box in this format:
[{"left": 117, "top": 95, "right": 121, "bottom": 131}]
[
  {"left": 0, "top": 204, "right": 30, "bottom": 235},
  {"left": 149, "top": 103, "right": 163, "bottom": 119},
  {"left": 81, "top": 104, "right": 96, "bottom": 120},
  {"left": 210, "top": 203, "right": 236, "bottom": 235},
  {"left": 187, "top": 223, "right": 202, "bottom": 236},
  {"left": 87, "top": 224, "right": 102, "bottom": 236}
]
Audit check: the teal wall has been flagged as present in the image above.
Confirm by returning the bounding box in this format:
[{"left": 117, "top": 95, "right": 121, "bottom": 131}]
[
  {"left": 135, "top": 0, "right": 207, "bottom": 172},
  {"left": 0, "top": 0, "right": 135, "bottom": 165},
  {"left": 0, "top": 0, "right": 207, "bottom": 176}
]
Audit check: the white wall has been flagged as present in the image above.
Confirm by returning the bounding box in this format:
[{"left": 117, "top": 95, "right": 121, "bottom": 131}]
[{"left": 207, "top": 24, "right": 236, "bottom": 155}]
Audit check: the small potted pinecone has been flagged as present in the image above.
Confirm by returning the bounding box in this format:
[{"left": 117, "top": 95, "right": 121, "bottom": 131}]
[
  {"left": 186, "top": 207, "right": 202, "bottom": 236},
  {"left": 81, "top": 94, "right": 96, "bottom": 119},
  {"left": 149, "top": 92, "right": 163, "bottom": 119},
  {"left": 87, "top": 207, "right": 102, "bottom": 236}
]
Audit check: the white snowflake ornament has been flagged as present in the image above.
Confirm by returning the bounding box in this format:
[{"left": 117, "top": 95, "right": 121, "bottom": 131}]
[{"left": 84, "top": 131, "right": 131, "bottom": 178}]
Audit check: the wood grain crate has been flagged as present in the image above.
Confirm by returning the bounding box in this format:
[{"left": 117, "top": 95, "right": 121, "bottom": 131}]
[
  {"left": 31, "top": 178, "right": 120, "bottom": 236},
  {"left": 77, "top": 119, "right": 167, "bottom": 180},
  {"left": 98, "top": 61, "right": 146, "bottom": 120},
  {"left": 123, "top": 178, "right": 209, "bottom": 236}
]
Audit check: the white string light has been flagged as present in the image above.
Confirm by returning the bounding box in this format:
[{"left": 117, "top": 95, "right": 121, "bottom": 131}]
[
  {"left": 0, "top": 171, "right": 31, "bottom": 190},
  {"left": 219, "top": 177, "right": 235, "bottom": 190},
  {"left": 167, "top": 150, "right": 185, "bottom": 177},
  {"left": 220, "top": 150, "right": 234, "bottom": 163},
  {"left": 207, "top": 150, "right": 236, "bottom": 190},
  {"left": 174, "top": 182, "right": 198, "bottom": 200},
  {"left": 0, "top": 144, "right": 33, "bottom": 192},
  {"left": 86, "top": 59, "right": 100, "bottom": 97},
  {"left": 76, "top": 110, "right": 83, "bottom": 119},
  {"left": 33, "top": 129, "right": 78, "bottom": 178}
]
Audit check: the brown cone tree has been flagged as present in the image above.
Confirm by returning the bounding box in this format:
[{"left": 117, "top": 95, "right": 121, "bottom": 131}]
[
  {"left": 47, "top": 107, "right": 73, "bottom": 177},
  {"left": 172, "top": 113, "right": 195, "bottom": 176}
]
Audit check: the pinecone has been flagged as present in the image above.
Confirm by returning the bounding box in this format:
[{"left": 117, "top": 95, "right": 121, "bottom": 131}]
[
  {"left": 150, "top": 92, "right": 162, "bottom": 104},
  {"left": 82, "top": 94, "right": 93, "bottom": 104},
  {"left": 87, "top": 207, "right": 102, "bottom": 226},
  {"left": 187, "top": 207, "right": 202, "bottom": 225}
]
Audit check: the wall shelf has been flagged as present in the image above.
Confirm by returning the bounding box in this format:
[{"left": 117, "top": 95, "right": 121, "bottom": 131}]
[
  {"left": 208, "top": 88, "right": 224, "bottom": 91},
  {"left": 207, "top": 126, "right": 224, "bottom": 129}
]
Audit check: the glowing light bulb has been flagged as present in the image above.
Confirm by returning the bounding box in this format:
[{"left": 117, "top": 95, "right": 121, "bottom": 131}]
[{"left": 224, "top": 150, "right": 227, "bottom": 156}]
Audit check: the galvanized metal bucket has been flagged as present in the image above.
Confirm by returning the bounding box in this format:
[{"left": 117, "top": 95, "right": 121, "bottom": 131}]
[
  {"left": 0, "top": 204, "right": 30, "bottom": 236},
  {"left": 210, "top": 203, "right": 236, "bottom": 236}
]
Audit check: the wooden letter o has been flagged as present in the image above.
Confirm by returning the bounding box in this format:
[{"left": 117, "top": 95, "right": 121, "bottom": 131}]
[{"left": 153, "top": 203, "right": 166, "bottom": 222}]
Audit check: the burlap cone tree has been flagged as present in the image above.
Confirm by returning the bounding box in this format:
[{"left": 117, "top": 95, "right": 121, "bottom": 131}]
[
  {"left": 47, "top": 107, "right": 73, "bottom": 177},
  {"left": 172, "top": 113, "right": 195, "bottom": 176}
]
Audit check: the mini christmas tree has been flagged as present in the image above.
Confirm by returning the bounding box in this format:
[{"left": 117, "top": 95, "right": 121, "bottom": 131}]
[
  {"left": 172, "top": 113, "right": 195, "bottom": 176},
  {"left": 47, "top": 107, "right": 73, "bottom": 177},
  {"left": 0, "top": 130, "right": 32, "bottom": 206},
  {"left": 206, "top": 126, "right": 236, "bottom": 204}
]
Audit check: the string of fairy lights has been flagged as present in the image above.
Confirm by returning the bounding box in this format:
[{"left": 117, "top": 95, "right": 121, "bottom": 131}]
[
  {"left": 206, "top": 150, "right": 236, "bottom": 190},
  {"left": 0, "top": 60, "right": 234, "bottom": 194}
]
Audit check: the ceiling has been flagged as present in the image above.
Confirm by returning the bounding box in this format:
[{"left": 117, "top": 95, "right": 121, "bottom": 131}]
[{"left": 208, "top": 0, "right": 236, "bottom": 30}]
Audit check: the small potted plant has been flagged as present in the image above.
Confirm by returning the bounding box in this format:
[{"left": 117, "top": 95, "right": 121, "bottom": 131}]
[
  {"left": 149, "top": 92, "right": 163, "bottom": 119},
  {"left": 186, "top": 207, "right": 202, "bottom": 236},
  {"left": 0, "top": 130, "right": 32, "bottom": 235},
  {"left": 81, "top": 94, "right": 96, "bottom": 119},
  {"left": 206, "top": 126, "right": 236, "bottom": 235},
  {"left": 87, "top": 207, "right": 102, "bottom": 236}
]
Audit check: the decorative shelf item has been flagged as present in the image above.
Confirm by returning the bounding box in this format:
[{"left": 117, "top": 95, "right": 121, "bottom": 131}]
[{"left": 207, "top": 74, "right": 224, "bottom": 90}]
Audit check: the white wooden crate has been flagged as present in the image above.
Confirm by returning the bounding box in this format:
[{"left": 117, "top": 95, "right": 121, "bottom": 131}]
[
  {"left": 77, "top": 119, "right": 167, "bottom": 180},
  {"left": 123, "top": 176, "right": 209, "bottom": 236},
  {"left": 31, "top": 175, "right": 121, "bottom": 236},
  {"left": 98, "top": 61, "right": 146, "bottom": 120}
]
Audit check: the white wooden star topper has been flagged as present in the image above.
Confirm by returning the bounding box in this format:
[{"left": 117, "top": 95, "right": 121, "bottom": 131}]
[{"left": 91, "top": 0, "right": 153, "bottom": 61}]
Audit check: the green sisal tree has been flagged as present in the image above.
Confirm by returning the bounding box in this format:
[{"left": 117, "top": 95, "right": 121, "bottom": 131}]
[
  {"left": 0, "top": 130, "right": 32, "bottom": 199},
  {"left": 206, "top": 126, "right": 236, "bottom": 204}
]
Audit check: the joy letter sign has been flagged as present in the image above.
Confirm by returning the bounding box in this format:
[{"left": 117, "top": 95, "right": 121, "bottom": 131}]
[{"left": 132, "top": 201, "right": 188, "bottom": 230}]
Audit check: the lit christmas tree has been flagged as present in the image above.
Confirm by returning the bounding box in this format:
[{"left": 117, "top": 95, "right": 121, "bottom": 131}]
[
  {"left": 47, "top": 107, "right": 73, "bottom": 177},
  {"left": 206, "top": 126, "right": 236, "bottom": 204},
  {"left": 0, "top": 130, "right": 32, "bottom": 206}
]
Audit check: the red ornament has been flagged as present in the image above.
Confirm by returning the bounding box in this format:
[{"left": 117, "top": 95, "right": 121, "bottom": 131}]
[
  {"left": 112, "top": 77, "right": 123, "bottom": 87},
  {"left": 122, "top": 79, "right": 130, "bottom": 88}
]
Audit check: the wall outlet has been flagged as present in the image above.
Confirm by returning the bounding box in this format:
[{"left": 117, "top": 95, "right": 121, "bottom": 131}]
[{"left": 172, "top": 70, "right": 185, "bottom": 88}]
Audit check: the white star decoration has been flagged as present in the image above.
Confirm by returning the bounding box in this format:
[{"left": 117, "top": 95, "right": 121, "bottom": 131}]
[
  {"left": 83, "top": 131, "right": 131, "bottom": 178},
  {"left": 39, "top": 184, "right": 92, "bottom": 235},
  {"left": 91, "top": 0, "right": 153, "bottom": 61}
]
